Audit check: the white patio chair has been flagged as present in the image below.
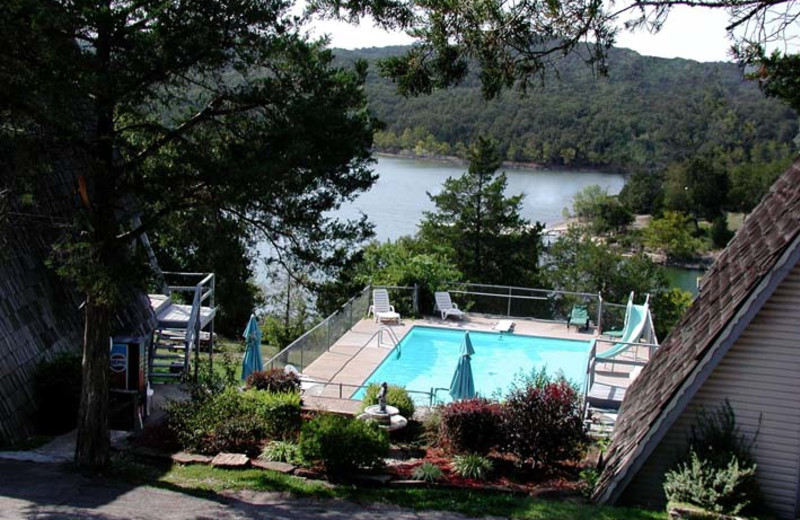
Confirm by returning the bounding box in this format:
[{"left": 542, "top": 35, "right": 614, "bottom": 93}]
[
  {"left": 368, "top": 288, "right": 401, "bottom": 323},
  {"left": 434, "top": 291, "right": 464, "bottom": 320}
]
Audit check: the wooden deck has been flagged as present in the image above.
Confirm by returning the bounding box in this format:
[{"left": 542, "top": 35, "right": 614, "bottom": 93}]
[{"left": 148, "top": 294, "right": 216, "bottom": 329}]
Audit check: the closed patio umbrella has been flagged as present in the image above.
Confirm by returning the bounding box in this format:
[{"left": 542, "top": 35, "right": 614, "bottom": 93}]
[
  {"left": 449, "top": 331, "right": 476, "bottom": 401},
  {"left": 241, "top": 314, "right": 263, "bottom": 381}
]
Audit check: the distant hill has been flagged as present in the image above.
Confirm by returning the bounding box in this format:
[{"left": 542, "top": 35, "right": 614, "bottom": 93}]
[{"left": 333, "top": 46, "right": 798, "bottom": 172}]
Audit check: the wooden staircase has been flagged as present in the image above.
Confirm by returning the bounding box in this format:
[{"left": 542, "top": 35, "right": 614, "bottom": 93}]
[{"left": 148, "top": 273, "right": 216, "bottom": 384}]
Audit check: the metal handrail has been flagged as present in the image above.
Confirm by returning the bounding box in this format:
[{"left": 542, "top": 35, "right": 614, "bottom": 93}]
[
  {"left": 447, "top": 281, "right": 598, "bottom": 299},
  {"left": 445, "top": 282, "right": 609, "bottom": 330},
  {"left": 447, "top": 289, "right": 549, "bottom": 301},
  {"left": 595, "top": 337, "right": 659, "bottom": 362},
  {"left": 306, "top": 380, "right": 450, "bottom": 406},
  {"left": 378, "top": 326, "right": 400, "bottom": 347}
]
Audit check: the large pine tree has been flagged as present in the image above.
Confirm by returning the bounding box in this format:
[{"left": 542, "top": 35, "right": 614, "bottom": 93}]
[
  {"left": 0, "top": 0, "right": 377, "bottom": 468},
  {"left": 419, "top": 137, "right": 542, "bottom": 285}
]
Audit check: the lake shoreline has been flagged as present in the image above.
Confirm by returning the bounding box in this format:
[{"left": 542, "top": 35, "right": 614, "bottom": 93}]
[{"left": 374, "top": 151, "right": 627, "bottom": 175}]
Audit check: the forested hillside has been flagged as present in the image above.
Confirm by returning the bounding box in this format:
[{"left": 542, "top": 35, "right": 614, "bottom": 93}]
[{"left": 335, "top": 46, "right": 798, "bottom": 172}]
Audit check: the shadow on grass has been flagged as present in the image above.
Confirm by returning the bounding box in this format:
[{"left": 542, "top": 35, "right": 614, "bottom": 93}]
[
  {"left": 111, "top": 456, "right": 668, "bottom": 520},
  {"left": 342, "top": 487, "right": 667, "bottom": 520}
]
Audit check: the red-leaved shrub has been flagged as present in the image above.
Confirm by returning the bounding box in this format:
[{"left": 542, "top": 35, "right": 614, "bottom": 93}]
[
  {"left": 440, "top": 398, "right": 501, "bottom": 454},
  {"left": 501, "top": 379, "right": 585, "bottom": 467},
  {"left": 245, "top": 369, "right": 300, "bottom": 393}
]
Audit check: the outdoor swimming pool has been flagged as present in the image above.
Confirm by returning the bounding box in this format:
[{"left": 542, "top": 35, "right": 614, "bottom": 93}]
[{"left": 352, "top": 326, "right": 592, "bottom": 404}]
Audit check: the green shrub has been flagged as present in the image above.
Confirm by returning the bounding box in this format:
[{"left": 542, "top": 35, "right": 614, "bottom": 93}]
[
  {"left": 167, "top": 388, "right": 301, "bottom": 456},
  {"left": 451, "top": 453, "right": 493, "bottom": 481},
  {"left": 664, "top": 451, "right": 757, "bottom": 515},
  {"left": 710, "top": 214, "right": 734, "bottom": 249},
  {"left": 439, "top": 398, "right": 500, "bottom": 455},
  {"left": 243, "top": 390, "right": 303, "bottom": 440},
  {"left": 259, "top": 440, "right": 301, "bottom": 464},
  {"left": 245, "top": 369, "right": 300, "bottom": 393},
  {"left": 412, "top": 461, "right": 444, "bottom": 482},
  {"left": 579, "top": 467, "right": 601, "bottom": 498},
  {"left": 187, "top": 353, "right": 237, "bottom": 402},
  {"left": 361, "top": 383, "right": 415, "bottom": 418},
  {"left": 34, "top": 351, "right": 82, "bottom": 434},
  {"left": 690, "top": 401, "right": 757, "bottom": 468},
  {"left": 662, "top": 401, "right": 761, "bottom": 515},
  {"left": 298, "top": 414, "right": 389, "bottom": 475}
]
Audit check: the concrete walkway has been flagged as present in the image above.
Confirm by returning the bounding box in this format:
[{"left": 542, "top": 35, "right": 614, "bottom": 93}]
[{"left": 0, "top": 459, "right": 498, "bottom": 520}]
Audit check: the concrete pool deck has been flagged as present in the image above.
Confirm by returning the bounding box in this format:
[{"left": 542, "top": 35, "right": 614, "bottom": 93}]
[{"left": 300, "top": 315, "right": 648, "bottom": 403}]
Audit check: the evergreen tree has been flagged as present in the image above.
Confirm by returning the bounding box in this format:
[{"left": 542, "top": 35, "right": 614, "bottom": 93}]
[
  {"left": 1, "top": 0, "right": 376, "bottom": 468},
  {"left": 664, "top": 157, "right": 729, "bottom": 221},
  {"left": 419, "top": 137, "right": 542, "bottom": 285}
]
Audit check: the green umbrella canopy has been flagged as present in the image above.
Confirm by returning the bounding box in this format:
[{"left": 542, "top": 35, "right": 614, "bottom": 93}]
[
  {"left": 449, "top": 331, "right": 475, "bottom": 401},
  {"left": 241, "top": 314, "right": 263, "bottom": 381}
]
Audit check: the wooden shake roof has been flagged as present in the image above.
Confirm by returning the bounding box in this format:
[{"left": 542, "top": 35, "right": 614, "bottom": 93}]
[{"left": 594, "top": 159, "right": 800, "bottom": 504}]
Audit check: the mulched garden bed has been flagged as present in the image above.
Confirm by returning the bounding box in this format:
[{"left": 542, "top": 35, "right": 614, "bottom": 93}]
[{"left": 383, "top": 446, "right": 583, "bottom": 497}]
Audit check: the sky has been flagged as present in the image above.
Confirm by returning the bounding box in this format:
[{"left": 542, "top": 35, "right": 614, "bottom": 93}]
[{"left": 306, "top": 6, "right": 735, "bottom": 63}]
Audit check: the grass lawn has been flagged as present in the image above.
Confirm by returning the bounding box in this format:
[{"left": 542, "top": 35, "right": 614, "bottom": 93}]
[
  {"left": 205, "top": 338, "right": 281, "bottom": 380},
  {"left": 110, "top": 458, "right": 667, "bottom": 520}
]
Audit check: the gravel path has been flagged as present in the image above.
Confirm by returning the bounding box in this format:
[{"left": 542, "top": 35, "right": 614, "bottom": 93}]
[{"left": 0, "top": 459, "right": 500, "bottom": 520}]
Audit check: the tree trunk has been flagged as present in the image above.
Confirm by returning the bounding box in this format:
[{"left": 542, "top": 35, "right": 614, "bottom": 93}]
[
  {"left": 74, "top": 10, "right": 117, "bottom": 469},
  {"left": 75, "top": 294, "right": 111, "bottom": 469}
]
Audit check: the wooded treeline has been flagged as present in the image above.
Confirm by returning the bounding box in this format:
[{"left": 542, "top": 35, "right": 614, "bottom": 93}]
[{"left": 336, "top": 46, "right": 798, "bottom": 172}]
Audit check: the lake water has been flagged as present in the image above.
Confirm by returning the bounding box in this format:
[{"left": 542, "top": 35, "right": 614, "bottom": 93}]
[
  {"left": 260, "top": 155, "right": 704, "bottom": 296},
  {"left": 335, "top": 155, "right": 626, "bottom": 240},
  {"left": 663, "top": 265, "right": 703, "bottom": 296}
]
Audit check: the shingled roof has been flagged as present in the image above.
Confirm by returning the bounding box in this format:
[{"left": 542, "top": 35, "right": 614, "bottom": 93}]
[{"left": 594, "top": 159, "right": 800, "bottom": 504}]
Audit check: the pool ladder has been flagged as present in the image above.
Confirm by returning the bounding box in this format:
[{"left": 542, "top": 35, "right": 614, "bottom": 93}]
[{"left": 366, "top": 326, "right": 400, "bottom": 349}]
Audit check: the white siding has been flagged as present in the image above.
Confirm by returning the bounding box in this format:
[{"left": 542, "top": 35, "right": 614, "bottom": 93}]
[{"left": 621, "top": 262, "right": 800, "bottom": 518}]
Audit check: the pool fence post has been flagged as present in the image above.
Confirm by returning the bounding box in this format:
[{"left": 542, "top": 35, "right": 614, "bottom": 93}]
[
  {"left": 413, "top": 283, "right": 419, "bottom": 315},
  {"left": 507, "top": 287, "right": 512, "bottom": 316},
  {"left": 326, "top": 318, "right": 331, "bottom": 350},
  {"left": 597, "top": 292, "right": 603, "bottom": 333}
]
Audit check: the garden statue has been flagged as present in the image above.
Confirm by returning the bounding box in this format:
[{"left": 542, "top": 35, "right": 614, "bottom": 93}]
[{"left": 378, "top": 382, "right": 388, "bottom": 413}]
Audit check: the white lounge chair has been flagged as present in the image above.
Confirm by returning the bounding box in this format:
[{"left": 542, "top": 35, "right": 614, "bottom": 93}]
[
  {"left": 434, "top": 291, "right": 464, "bottom": 320},
  {"left": 368, "top": 288, "right": 401, "bottom": 323}
]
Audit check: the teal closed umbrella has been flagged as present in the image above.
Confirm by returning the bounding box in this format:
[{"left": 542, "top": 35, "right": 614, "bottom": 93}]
[
  {"left": 241, "top": 314, "right": 263, "bottom": 381},
  {"left": 449, "top": 331, "right": 476, "bottom": 400}
]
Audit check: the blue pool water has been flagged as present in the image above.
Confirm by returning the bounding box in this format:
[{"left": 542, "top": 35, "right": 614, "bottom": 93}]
[{"left": 352, "top": 326, "right": 592, "bottom": 403}]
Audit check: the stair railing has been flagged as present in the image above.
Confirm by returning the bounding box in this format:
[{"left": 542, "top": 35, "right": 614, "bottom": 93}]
[
  {"left": 167, "top": 272, "right": 215, "bottom": 377},
  {"left": 184, "top": 286, "right": 201, "bottom": 373},
  {"left": 583, "top": 340, "right": 598, "bottom": 419}
]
